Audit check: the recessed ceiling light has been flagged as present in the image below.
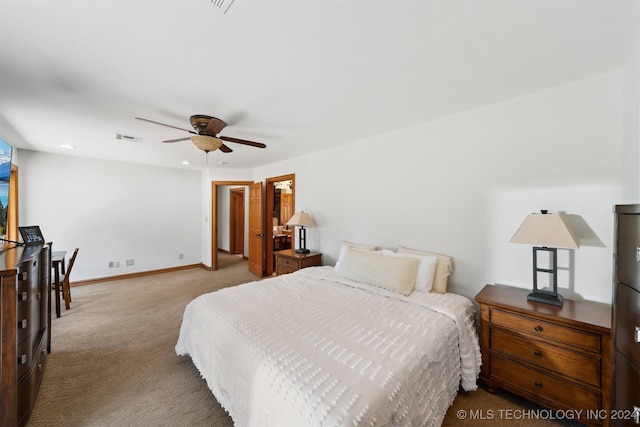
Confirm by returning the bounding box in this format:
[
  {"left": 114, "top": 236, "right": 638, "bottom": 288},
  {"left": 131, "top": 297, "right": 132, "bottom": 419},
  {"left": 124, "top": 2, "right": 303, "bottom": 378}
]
[
  {"left": 181, "top": 160, "right": 191, "bottom": 165},
  {"left": 218, "top": 161, "right": 228, "bottom": 166},
  {"left": 60, "top": 144, "right": 76, "bottom": 149}
]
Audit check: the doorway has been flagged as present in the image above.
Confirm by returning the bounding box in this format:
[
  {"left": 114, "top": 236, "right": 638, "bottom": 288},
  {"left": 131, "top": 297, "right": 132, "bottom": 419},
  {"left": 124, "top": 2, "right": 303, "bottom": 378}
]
[
  {"left": 211, "top": 180, "right": 253, "bottom": 271},
  {"left": 265, "top": 174, "right": 295, "bottom": 276},
  {"left": 211, "top": 174, "right": 295, "bottom": 275}
]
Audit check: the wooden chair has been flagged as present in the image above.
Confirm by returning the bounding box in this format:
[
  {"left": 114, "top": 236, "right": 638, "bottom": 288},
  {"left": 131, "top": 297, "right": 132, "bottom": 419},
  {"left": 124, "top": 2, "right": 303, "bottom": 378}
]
[{"left": 54, "top": 248, "right": 79, "bottom": 313}]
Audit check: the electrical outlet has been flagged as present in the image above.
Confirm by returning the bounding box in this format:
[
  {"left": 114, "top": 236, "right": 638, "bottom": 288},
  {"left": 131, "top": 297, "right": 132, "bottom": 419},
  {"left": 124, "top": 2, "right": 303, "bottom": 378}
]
[
  {"left": 108, "top": 261, "right": 114, "bottom": 268},
  {"left": 179, "top": 253, "right": 184, "bottom": 259},
  {"left": 126, "top": 259, "right": 134, "bottom": 266}
]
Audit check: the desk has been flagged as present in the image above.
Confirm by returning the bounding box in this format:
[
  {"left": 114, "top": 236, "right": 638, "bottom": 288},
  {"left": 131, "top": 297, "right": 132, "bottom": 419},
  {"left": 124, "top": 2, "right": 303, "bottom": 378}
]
[{"left": 52, "top": 250, "right": 67, "bottom": 318}]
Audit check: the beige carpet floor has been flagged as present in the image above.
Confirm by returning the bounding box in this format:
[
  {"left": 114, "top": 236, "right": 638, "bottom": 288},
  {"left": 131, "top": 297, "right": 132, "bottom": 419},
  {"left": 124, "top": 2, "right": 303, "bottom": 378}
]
[{"left": 27, "top": 254, "right": 580, "bottom": 427}]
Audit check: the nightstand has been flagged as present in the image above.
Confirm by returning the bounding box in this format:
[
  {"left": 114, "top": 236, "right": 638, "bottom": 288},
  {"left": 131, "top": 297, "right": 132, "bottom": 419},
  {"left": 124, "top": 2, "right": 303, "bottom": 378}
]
[
  {"left": 475, "top": 284, "right": 612, "bottom": 427},
  {"left": 274, "top": 249, "right": 322, "bottom": 276}
]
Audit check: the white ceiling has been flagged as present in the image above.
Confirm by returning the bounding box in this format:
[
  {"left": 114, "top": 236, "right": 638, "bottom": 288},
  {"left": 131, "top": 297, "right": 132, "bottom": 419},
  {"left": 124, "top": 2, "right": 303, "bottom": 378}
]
[{"left": 0, "top": 0, "right": 637, "bottom": 170}]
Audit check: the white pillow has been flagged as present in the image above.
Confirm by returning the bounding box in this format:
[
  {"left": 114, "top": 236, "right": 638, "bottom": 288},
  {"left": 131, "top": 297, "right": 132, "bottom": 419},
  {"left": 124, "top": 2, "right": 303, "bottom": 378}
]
[
  {"left": 335, "top": 247, "right": 418, "bottom": 296},
  {"left": 397, "top": 246, "right": 453, "bottom": 294},
  {"left": 334, "top": 240, "right": 378, "bottom": 270},
  {"left": 381, "top": 249, "right": 438, "bottom": 292}
]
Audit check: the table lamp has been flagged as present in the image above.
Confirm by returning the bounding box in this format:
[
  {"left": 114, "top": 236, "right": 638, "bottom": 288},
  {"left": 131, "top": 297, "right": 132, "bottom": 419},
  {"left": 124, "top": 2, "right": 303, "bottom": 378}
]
[
  {"left": 510, "top": 210, "right": 580, "bottom": 306},
  {"left": 286, "top": 211, "right": 316, "bottom": 254}
]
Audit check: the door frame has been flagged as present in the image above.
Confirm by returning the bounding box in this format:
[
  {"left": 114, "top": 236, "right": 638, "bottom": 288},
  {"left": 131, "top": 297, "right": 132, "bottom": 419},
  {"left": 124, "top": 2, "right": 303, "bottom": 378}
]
[
  {"left": 265, "top": 174, "right": 295, "bottom": 276},
  {"left": 211, "top": 180, "right": 253, "bottom": 270}
]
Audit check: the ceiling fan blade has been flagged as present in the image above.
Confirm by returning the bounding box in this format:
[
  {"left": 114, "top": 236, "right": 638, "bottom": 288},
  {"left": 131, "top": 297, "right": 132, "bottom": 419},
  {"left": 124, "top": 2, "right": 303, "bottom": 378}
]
[
  {"left": 135, "top": 117, "right": 196, "bottom": 134},
  {"left": 163, "top": 137, "right": 191, "bottom": 143},
  {"left": 219, "top": 135, "right": 267, "bottom": 148},
  {"left": 219, "top": 144, "right": 233, "bottom": 153},
  {"left": 205, "top": 117, "right": 227, "bottom": 135}
]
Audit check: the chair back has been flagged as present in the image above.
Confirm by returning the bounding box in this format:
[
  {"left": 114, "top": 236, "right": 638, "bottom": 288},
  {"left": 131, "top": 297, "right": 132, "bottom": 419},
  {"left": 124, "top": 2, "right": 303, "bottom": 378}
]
[{"left": 65, "top": 248, "right": 79, "bottom": 280}]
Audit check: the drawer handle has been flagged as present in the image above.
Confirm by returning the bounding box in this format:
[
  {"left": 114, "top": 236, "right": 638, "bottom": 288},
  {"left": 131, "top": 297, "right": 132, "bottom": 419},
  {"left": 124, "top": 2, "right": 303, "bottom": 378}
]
[
  {"left": 38, "top": 363, "right": 43, "bottom": 372},
  {"left": 18, "top": 319, "right": 27, "bottom": 329},
  {"left": 18, "top": 291, "right": 28, "bottom": 302},
  {"left": 18, "top": 354, "right": 27, "bottom": 365},
  {"left": 534, "top": 351, "right": 543, "bottom": 358},
  {"left": 635, "top": 326, "right": 640, "bottom": 343},
  {"left": 637, "top": 247, "right": 640, "bottom": 263},
  {"left": 534, "top": 325, "right": 543, "bottom": 332},
  {"left": 20, "top": 272, "right": 27, "bottom": 281},
  {"left": 534, "top": 381, "right": 542, "bottom": 388},
  {"left": 633, "top": 406, "right": 640, "bottom": 424}
]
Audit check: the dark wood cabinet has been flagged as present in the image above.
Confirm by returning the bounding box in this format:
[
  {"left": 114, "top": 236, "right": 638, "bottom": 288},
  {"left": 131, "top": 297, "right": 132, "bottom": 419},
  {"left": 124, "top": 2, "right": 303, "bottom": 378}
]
[
  {"left": 476, "top": 284, "right": 612, "bottom": 426},
  {"left": 613, "top": 204, "right": 640, "bottom": 425},
  {"left": 274, "top": 249, "right": 322, "bottom": 276},
  {"left": 0, "top": 244, "right": 51, "bottom": 426}
]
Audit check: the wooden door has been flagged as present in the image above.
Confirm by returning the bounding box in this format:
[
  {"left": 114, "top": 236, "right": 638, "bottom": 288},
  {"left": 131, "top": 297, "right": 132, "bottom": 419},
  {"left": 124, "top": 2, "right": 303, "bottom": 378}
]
[
  {"left": 280, "top": 193, "right": 293, "bottom": 225},
  {"left": 229, "top": 187, "right": 245, "bottom": 255},
  {"left": 248, "top": 182, "right": 264, "bottom": 277}
]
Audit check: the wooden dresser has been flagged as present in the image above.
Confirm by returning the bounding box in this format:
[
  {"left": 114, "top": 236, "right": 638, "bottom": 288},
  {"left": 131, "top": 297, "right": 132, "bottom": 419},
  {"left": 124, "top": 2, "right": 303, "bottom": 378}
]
[
  {"left": 274, "top": 249, "right": 322, "bottom": 276},
  {"left": 613, "top": 204, "right": 640, "bottom": 425},
  {"left": 476, "top": 284, "right": 612, "bottom": 426},
  {"left": 0, "top": 244, "right": 51, "bottom": 426}
]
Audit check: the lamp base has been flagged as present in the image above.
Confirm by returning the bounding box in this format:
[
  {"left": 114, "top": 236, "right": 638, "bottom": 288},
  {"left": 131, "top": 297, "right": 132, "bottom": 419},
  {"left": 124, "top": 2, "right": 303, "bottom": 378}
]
[
  {"left": 527, "top": 291, "right": 563, "bottom": 307},
  {"left": 295, "top": 248, "right": 310, "bottom": 254}
]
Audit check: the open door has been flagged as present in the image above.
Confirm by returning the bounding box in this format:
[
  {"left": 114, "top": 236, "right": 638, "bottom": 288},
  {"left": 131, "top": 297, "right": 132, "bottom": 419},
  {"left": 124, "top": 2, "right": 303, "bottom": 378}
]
[{"left": 248, "top": 182, "right": 264, "bottom": 277}]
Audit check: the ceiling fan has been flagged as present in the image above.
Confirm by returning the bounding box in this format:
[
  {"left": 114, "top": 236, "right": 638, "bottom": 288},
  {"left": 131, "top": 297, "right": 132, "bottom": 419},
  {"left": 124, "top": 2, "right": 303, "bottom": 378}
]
[{"left": 135, "top": 115, "right": 267, "bottom": 153}]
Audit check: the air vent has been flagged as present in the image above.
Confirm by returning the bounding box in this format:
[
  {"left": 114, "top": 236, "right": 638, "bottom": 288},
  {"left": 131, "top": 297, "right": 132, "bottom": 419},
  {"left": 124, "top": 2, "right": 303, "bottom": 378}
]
[
  {"left": 115, "top": 133, "right": 143, "bottom": 143},
  {"left": 211, "top": 0, "right": 235, "bottom": 14}
]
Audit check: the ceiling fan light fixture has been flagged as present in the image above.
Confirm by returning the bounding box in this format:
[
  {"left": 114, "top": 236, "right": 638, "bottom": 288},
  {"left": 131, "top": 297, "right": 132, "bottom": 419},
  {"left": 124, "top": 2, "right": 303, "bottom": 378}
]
[{"left": 191, "top": 135, "right": 223, "bottom": 152}]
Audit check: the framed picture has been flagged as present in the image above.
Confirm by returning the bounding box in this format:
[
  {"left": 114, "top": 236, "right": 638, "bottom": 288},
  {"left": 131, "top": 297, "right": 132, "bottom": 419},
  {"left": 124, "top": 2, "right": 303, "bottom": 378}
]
[{"left": 19, "top": 226, "right": 45, "bottom": 246}]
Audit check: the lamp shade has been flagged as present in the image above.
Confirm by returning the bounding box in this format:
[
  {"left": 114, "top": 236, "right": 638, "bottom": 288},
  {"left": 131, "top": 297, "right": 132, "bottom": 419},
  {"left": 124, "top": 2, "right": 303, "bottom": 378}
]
[
  {"left": 191, "top": 135, "right": 223, "bottom": 152},
  {"left": 510, "top": 212, "right": 579, "bottom": 249},
  {"left": 286, "top": 211, "right": 316, "bottom": 228}
]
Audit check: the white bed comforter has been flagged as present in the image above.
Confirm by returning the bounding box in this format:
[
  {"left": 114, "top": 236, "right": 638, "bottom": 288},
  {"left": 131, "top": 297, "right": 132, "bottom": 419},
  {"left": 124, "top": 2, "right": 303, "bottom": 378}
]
[{"left": 176, "top": 266, "right": 481, "bottom": 427}]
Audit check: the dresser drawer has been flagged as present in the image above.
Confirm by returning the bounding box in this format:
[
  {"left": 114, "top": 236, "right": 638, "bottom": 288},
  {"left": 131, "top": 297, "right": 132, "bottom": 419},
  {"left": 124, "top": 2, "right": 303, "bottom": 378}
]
[
  {"left": 17, "top": 299, "right": 41, "bottom": 344},
  {"left": 617, "top": 213, "right": 640, "bottom": 291},
  {"left": 16, "top": 337, "right": 33, "bottom": 381},
  {"left": 276, "top": 264, "right": 297, "bottom": 276},
  {"left": 278, "top": 257, "right": 298, "bottom": 268},
  {"left": 300, "top": 256, "right": 321, "bottom": 269},
  {"left": 16, "top": 338, "right": 48, "bottom": 426},
  {"left": 614, "top": 282, "right": 640, "bottom": 365},
  {"left": 614, "top": 352, "right": 640, "bottom": 425},
  {"left": 491, "top": 308, "right": 601, "bottom": 352},
  {"left": 491, "top": 327, "right": 600, "bottom": 386},
  {"left": 491, "top": 355, "right": 600, "bottom": 410}
]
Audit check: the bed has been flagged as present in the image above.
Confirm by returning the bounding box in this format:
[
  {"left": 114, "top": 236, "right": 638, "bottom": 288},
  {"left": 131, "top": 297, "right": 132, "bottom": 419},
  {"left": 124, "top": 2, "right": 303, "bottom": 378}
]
[{"left": 176, "top": 245, "right": 481, "bottom": 427}]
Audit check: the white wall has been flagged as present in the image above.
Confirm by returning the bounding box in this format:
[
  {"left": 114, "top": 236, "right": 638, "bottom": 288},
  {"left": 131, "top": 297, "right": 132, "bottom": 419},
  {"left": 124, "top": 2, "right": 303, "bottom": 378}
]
[
  {"left": 622, "top": 12, "right": 640, "bottom": 201},
  {"left": 18, "top": 151, "right": 202, "bottom": 281},
  {"left": 255, "top": 70, "right": 629, "bottom": 303}
]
